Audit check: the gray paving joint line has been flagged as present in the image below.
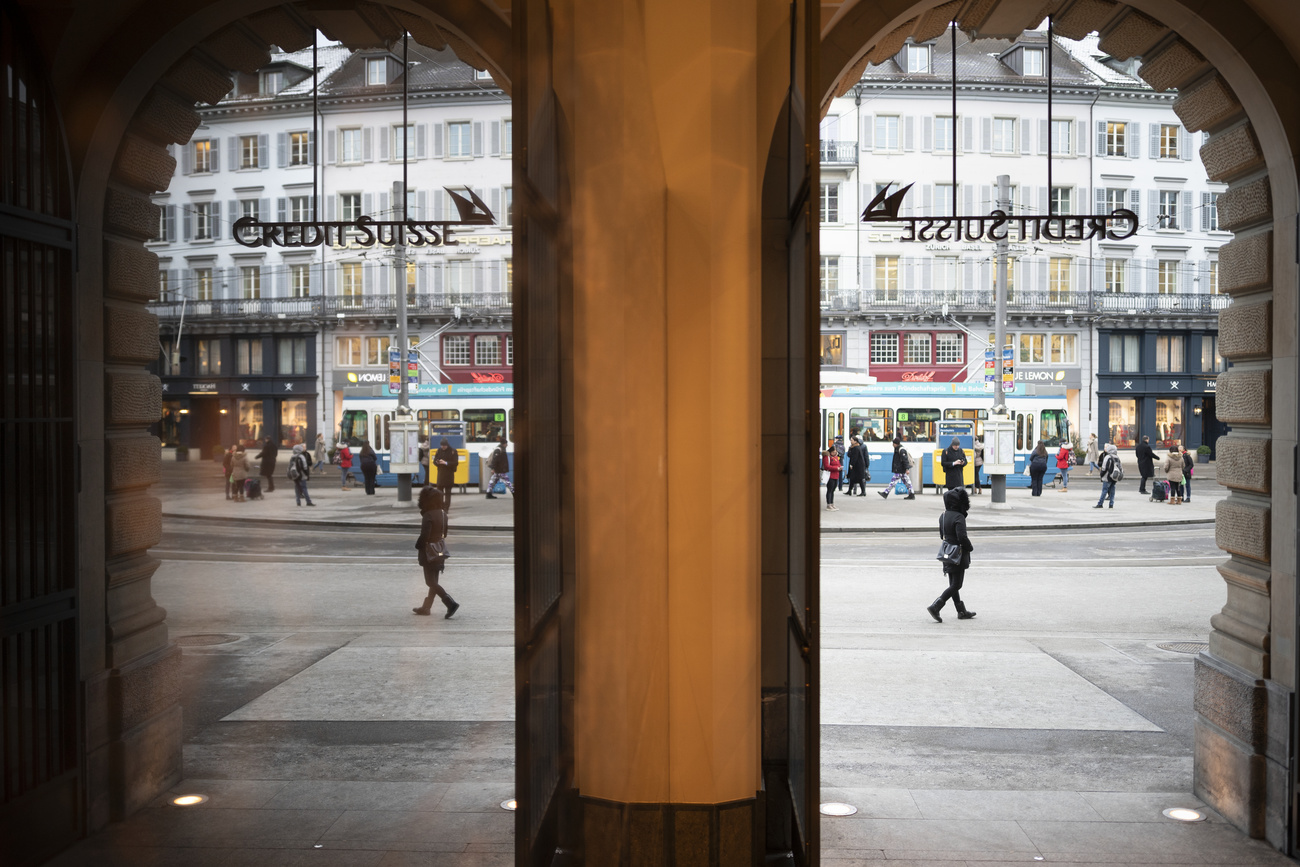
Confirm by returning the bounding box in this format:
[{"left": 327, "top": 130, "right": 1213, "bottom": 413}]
[
  {"left": 826, "top": 518, "right": 1215, "bottom": 533},
  {"left": 162, "top": 512, "right": 510, "bottom": 533}
]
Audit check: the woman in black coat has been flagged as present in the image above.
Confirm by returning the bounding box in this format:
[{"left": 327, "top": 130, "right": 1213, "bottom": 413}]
[
  {"left": 940, "top": 437, "right": 967, "bottom": 494},
  {"left": 359, "top": 442, "right": 379, "bottom": 495},
  {"left": 927, "top": 487, "right": 975, "bottom": 622},
  {"left": 412, "top": 486, "right": 458, "bottom": 618},
  {"left": 1028, "top": 441, "right": 1049, "bottom": 496},
  {"left": 845, "top": 437, "right": 867, "bottom": 496},
  {"left": 432, "top": 438, "right": 460, "bottom": 510}
]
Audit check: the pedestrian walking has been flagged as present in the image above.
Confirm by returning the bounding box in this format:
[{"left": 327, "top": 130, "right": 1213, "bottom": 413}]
[
  {"left": 1085, "top": 433, "right": 1099, "bottom": 475},
  {"left": 254, "top": 436, "right": 279, "bottom": 493},
  {"left": 288, "top": 443, "right": 315, "bottom": 506},
  {"left": 878, "top": 438, "right": 915, "bottom": 500},
  {"left": 337, "top": 442, "right": 354, "bottom": 488},
  {"left": 359, "top": 442, "right": 379, "bottom": 495},
  {"left": 845, "top": 437, "right": 868, "bottom": 496},
  {"left": 433, "top": 437, "right": 459, "bottom": 511},
  {"left": 1093, "top": 443, "right": 1121, "bottom": 509},
  {"left": 1027, "top": 441, "right": 1049, "bottom": 496},
  {"left": 822, "top": 447, "right": 842, "bottom": 510},
  {"left": 1162, "top": 446, "right": 1185, "bottom": 505},
  {"left": 222, "top": 445, "right": 235, "bottom": 500},
  {"left": 1055, "top": 441, "right": 1072, "bottom": 491},
  {"left": 418, "top": 437, "right": 430, "bottom": 486},
  {"left": 972, "top": 436, "right": 984, "bottom": 495},
  {"left": 1181, "top": 445, "right": 1195, "bottom": 502},
  {"left": 229, "top": 445, "right": 250, "bottom": 502},
  {"left": 313, "top": 433, "right": 326, "bottom": 473},
  {"left": 412, "top": 485, "right": 459, "bottom": 619},
  {"left": 485, "top": 437, "right": 515, "bottom": 499},
  {"left": 1135, "top": 435, "right": 1156, "bottom": 494},
  {"left": 940, "top": 437, "right": 967, "bottom": 494},
  {"left": 927, "top": 487, "right": 976, "bottom": 623}
]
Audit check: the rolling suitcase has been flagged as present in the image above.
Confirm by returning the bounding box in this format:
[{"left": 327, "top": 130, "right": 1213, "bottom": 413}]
[
  {"left": 1150, "top": 479, "right": 1170, "bottom": 502},
  {"left": 245, "top": 478, "right": 264, "bottom": 500}
]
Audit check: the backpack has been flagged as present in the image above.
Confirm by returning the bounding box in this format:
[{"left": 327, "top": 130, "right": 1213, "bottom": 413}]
[
  {"left": 1105, "top": 454, "right": 1124, "bottom": 482},
  {"left": 904, "top": 450, "right": 915, "bottom": 469},
  {"left": 287, "top": 454, "right": 304, "bottom": 481}
]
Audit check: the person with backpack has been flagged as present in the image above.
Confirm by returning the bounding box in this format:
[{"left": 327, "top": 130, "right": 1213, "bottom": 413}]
[
  {"left": 927, "top": 487, "right": 976, "bottom": 623},
  {"left": 1093, "top": 443, "right": 1122, "bottom": 509},
  {"left": 1027, "top": 441, "right": 1049, "bottom": 496},
  {"left": 821, "top": 446, "right": 842, "bottom": 511},
  {"left": 485, "top": 436, "right": 515, "bottom": 499},
  {"left": 878, "top": 438, "right": 915, "bottom": 500},
  {"left": 359, "top": 442, "right": 379, "bottom": 495},
  {"left": 1055, "top": 442, "right": 1073, "bottom": 492},
  {"left": 287, "top": 443, "right": 315, "bottom": 507}
]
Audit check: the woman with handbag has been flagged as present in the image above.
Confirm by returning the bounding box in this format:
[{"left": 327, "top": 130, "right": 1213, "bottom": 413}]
[
  {"left": 1028, "top": 441, "right": 1049, "bottom": 496},
  {"left": 413, "top": 485, "right": 459, "bottom": 618},
  {"left": 927, "top": 487, "right": 975, "bottom": 622}
]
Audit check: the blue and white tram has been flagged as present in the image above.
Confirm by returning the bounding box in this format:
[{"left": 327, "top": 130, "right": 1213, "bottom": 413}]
[
  {"left": 337, "top": 383, "right": 514, "bottom": 487},
  {"left": 819, "top": 383, "right": 1071, "bottom": 490}
]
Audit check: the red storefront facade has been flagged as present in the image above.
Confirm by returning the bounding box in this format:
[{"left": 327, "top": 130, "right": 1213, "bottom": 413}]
[{"left": 866, "top": 329, "right": 970, "bottom": 383}]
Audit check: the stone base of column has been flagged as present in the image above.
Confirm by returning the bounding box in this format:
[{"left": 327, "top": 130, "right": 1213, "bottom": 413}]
[
  {"left": 104, "top": 644, "right": 185, "bottom": 820},
  {"left": 1193, "top": 654, "right": 1290, "bottom": 847},
  {"left": 578, "top": 793, "right": 759, "bottom": 865}
]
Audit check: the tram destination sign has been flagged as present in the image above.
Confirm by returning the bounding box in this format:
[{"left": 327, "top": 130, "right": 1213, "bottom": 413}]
[
  {"left": 861, "top": 183, "right": 1138, "bottom": 243},
  {"left": 232, "top": 187, "right": 495, "bottom": 249}
]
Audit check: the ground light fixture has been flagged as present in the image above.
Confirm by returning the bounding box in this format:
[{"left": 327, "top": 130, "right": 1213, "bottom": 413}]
[
  {"left": 502, "top": 799, "right": 517, "bottom": 811},
  {"left": 819, "top": 802, "right": 857, "bottom": 817},
  {"left": 1162, "top": 807, "right": 1207, "bottom": 822},
  {"left": 170, "top": 794, "right": 208, "bottom": 807}
]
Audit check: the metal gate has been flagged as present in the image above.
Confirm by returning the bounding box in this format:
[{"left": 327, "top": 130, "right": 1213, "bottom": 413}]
[{"left": 0, "top": 8, "right": 81, "bottom": 865}]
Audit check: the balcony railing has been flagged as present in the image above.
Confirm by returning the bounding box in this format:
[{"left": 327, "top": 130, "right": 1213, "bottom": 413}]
[
  {"left": 820, "top": 290, "right": 1230, "bottom": 315},
  {"left": 819, "top": 140, "right": 858, "bottom": 164},
  {"left": 148, "top": 293, "right": 514, "bottom": 320}
]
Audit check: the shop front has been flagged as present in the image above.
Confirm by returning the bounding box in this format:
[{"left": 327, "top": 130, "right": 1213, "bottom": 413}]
[{"left": 158, "top": 378, "right": 317, "bottom": 458}]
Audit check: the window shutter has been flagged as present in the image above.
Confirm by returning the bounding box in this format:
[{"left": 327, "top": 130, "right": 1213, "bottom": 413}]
[
  {"left": 1074, "top": 187, "right": 1086, "bottom": 216},
  {"left": 473, "top": 122, "right": 484, "bottom": 157},
  {"left": 277, "top": 132, "right": 288, "bottom": 168},
  {"left": 491, "top": 188, "right": 501, "bottom": 222},
  {"left": 901, "top": 258, "right": 915, "bottom": 292},
  {"left": 363, "top": 261, "right": 374, "bottom": 294},
  {"left": 921, "top": 116, "right": 932, "bottom": 152},
  {"left": 228, "top": 136, "right": 238, "bottom": 171},
  {"left": 490, "top": 121, "right": 500, "bottom": 156},
  {"left": 325, "top": 262, "right": 336, "bottom": 296},
  {"left": 1146, "top": 258, "right": 1157, "bottom": 294},
  {"left": 181, "top": 143, "right": 193, "bottom": 174},
  {"left": 1091, "top": 256, "right": 1104, "bottom": 292},
  {"left": 980, "top": 184, "right": 992, "bottom": 211},
  {"left": 362, "top": 193, "right": 372, "bottom": 219},
  {"left": 182, "top": 208, "right": 192, "bottom": 241},
  {"left": 1129, "top": 189, "right": 1141, "bottom": 220},
  {"left": 1096, "top": 121, "right": 1107, "bottom": 155},
  {"left": 902, "top": 116, "right": 914, "bottom": 152},
  {"left": 980, "top": 117, "right": 992, "bottom": 153},
  {"left": 1149, "top": 123, "right": 1159, "bottom": 159},
  {"left": 327, "top": 129, "right": 337, "bottom": 164},
  {"left": 1180, "top": 260, "right": 1194, "bottom": 294},
  {"left": 1198, "top": 260, "right": 1210, "bottom": 294},
  {"left": 861, "top": 115, "right": 872, "bottom": 151},
  {"left": 1127, "top": 122, "right": 1140, "bottom": 159},
  {"left": 327, "top": 195, "right": 336, "bottom": 221},
  {"left": 920, "top": 258, "right": 932, "bottom": 291},
  {"left": 1148, "top": 190, "right": 1159, "bottom": 226},
  {"left": 1038, "top": 186, "right": 1048, "bottom": 217},
  {"left": 921, "top": 185, "right": 932, "bottom": 216},
  {"left": 432, "top": 261, "right": 443, "bottom": 294},
  {"left": 1095, "top": 188, "right": 1106, "bottom": 214},
  {"left": 1179, "top": 126, "right": 1191, "bottom": 160},
  {"left": 379, "top": 192, "right": 389, "bottom": 218},
  {"left": 362, "top": 127, "right": 373, "bottom": 162},
  {"left": 1036, "top": 258, "right": 1048, "bottom": 293},
  {"left": 258, "top": 134, "right": 269, "bottom": 168},
  {"left": 434, "top": 189, "right": 446, "bottom": 221},
  {"left": 276, "top": 198, "right": 286, "bottom": 222},
  {"left": 209, "top": 138, "right": 221, "bottom": 173},
  {"left": 1076, "top": 120, "right": 1087, "bottom": 157},
  {"left": 417, "top": 190, "right": 427, "bottom": 219},
  {"left": 1201, "top": 192, "right": 1211, "bottom": 231},
  {"left": 416, "top": 123, "right": 427, "bottom": 159},
  {"left": 308, "top": 130, "right": 316, "bottom": 166},
  {"left": 379, "top": 127, "right": 389, "bottom": 161},
  {"left": 165, "top": 205, "right": 176, "bottom": 241},
  {"left": 211, "top": 202, "right": 222, "bottom": 240},
  {"left": 417, "top": 262, "right": 428, "bottom": 294},
  {"left": 1038, "top": 119, "right": 1049, "bottom": 155},
  {"left": 474, "top": 261, "right": 485, "bottom": 293},
  {"left": 963, "top": 184, "right": 974, "bottom": 214},
  {"left": 258, "top": 198, "right": 269, "bottom": 222},
  {"left": 962, "top": 259, "right": 975, "bottom": 293},
  {"left": 1181, "top": 191, "right": 1193, "bottom": 229},
  {"left": 276, "top": 266, "right": 287, "bottom": 297},
  {"left": 1019, "top": 119, "right": 1031, "bottom": 154},
  {"left": 433, "top": 123, "right": 444, "bottom": 158},
  {"left": 962, "top": 116, "right": 973, "bottom": 153}
]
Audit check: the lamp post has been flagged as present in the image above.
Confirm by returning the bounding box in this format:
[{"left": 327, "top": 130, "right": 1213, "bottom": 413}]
[
  {"left": 990, "top": 174, "right": 1012, "bottom": 505},
  {"left": 392, "top": 179, "right": 414, "bottom": 504}
]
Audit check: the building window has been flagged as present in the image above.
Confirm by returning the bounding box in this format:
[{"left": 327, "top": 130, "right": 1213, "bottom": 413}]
[
  {"left": 875, "top": 256, "right": 898, "bottom": 301},
  {"left": 992, "top": 118, "right": 1016, "bottom": 154},
  {"left": 1158, "top": 260, "right": 1178, "bottom": 294},
  {"left": 341, "top": 262, "right": 363, "bottom": 307},
  {"left": 1154, "top": 398, "right": 1184, "bottom": 448},
  {"left": 934, "top": 115, "right": 954, "bottom": 154},
  {"left": 1105, "top": 258, "right": 1126, "bottom": 293},
  {"left": 1103, "top": 188, "right": 1126, "bottom": 212},
  {"left": 1051, "top": 119, "right": 1072, "bottom": 156},
  {"left": 1048, "top": 257, "right": 1071, "bottom": 301},
  {"left": 240, "top": 265, "right": 261, "bottom": 299},
  {"left": 236, "top": 339, "right": 262, "bottom": 375},
  {"left": 934, "top": 184, "right": 955, "bottom": 217},
  {"left": 503, "top": 119, "right": 513, "bottom": 154},
  {"left": 447, "top": 260, "right": 474, "bottom": 302},
  {"left": 1106, "top": 121, "right": 1126, "bottom": 156},
  {"left": 936, "top": 332, "right": 963, "bottom": 364},
  {"left": 1159, "top": 124, "right": 1179, "bottom": 158},
  {"left": 340, "top": 193, "right": 361, "bottom": 223},
  {"left": 1051, "top": 333, "right": 1077, "bottom": 364},
  {"left": 1022, "top": 47, "right": 1044, "bottom": 76},
  {"left": 1158, "top": 190, "right": 1180, "bottom": 229},
  {"left": 263, "top": 71, "right": 283, "bottom": 94},
  {"left": 505, "top": 258, "right": 513, "bottom": 296},
  {"left": 196, "top": 338, "right": 222, "bottom": 375},
  {"left": 906, "top": 44, "right": 930, "bottom": 73},
  {"left": 820, "top": 333, "right": 844, "bottom": 366},
  {"left": 476, "top": 336, "right": 502, "bottom": 366},
  {"left": 1201, "top": 335, "right": 1222, "bottom": 372},
  {"left": 290, "top": 263, "right": 310, "bottom": 298},
  {"left": 819, "top": 183, "right": 839, "bottom": 223},
  {"left": 904, "top": 333, "right": 931, "bottom": 364},
  {"left": 405, "top": 262, "right": 417, "bottom": 300},
  {"left": 194, "top": 267, "right": 213, "bottom": 301},
  {"left": 336, "top": 336, "right": 361, "bottom": 366},
  {"left": 503, "top": 187, "right": 513, "bottom": 228},
  {"left": 393, "top": 123, "right": 415, "bottom": 162},
  {"left": 506, "top": 335, "right": 514, "bottom": 366},
  {"left": 870, "top": 332, "right": 898, "bottom": 364},
  {"left": 991, "top": 257, "right": 1016, "bottom": 299},
  {"left": 874, "top": 116, "right": 899, "bottom": 151},
  {"left": 341, "top": 128, "right": 362, "bottom": 164},
  {"left": 1108, "top": 398, "right": 1137, "bottom": 449},
  {"left": 933, "top": 257, "right": 957, "bottom": 298},
  {"left": 289, "top": 131, "right": 310, "bottom": 166},
  {"left": 193, "top": 140, "right": 213, "bottom": 173},
  {"left": 157, "top": 269, "right": 169, "bottom": 301},
  {"left": 193, "top": 202, "right": 212, "bottom": 240},
  {"left": 448, "top": 121, "right": 472, "bottom": 157},
  {"left": 276, "top": 337, "right": 307, "bottom": 375},
  {"left": 366, "top": 57, "right": 386, "bottom": 86},
  {"left": 819, "top": 256, "right": 839, "bottom": 298},
  {"left": 443, "top": 335, "right": 471, "bottom": 366},
  {"left": 240, "top": 199, "right": 259, "bottom": 221},
  {"left": 364, "top": 336, "right": 390, "bottom": 367},
  {"left": 1207, "top": 192, "right": 1221, "bottom": 231},
  {"left": 1108, "top": 333, "right": 1140, "bottom": 372},
  {"left": 239, "top": 134, "right": 259, "bottom": 169},
  {"left": 1018, "top": 333, "right": 1045, "bottom": 364},
  {"left": 1155, "top": 334, "right": 1186, "bottom": 373},
  {"left": 289, "top": 196, "right": 310, "bottom": 222},
  {"left": 1208, "top": 261, "right": 1219, "bottom": 294},
  {"left": 1049, "top": 186, "right": 1072, "bottom": 215}
]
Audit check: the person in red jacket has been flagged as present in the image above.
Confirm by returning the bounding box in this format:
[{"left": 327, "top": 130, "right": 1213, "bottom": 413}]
[
  {"left": 337, "top": 442, "right": 353, "bottom": 489},
  {"left": 822, "top": 446, "right": 842, "bottom": 511},
  {"left": 1055, "top": 442, "right": 1073, "bottom": 492}
]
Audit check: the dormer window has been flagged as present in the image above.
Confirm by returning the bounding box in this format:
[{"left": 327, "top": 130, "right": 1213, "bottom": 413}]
[
  {"left": 261, "top": 71, "right": 283, "bottom": 95},
  {"left": 906, "top": 44, "right": 931, "bottom": 74},
  {"left": 366, "top": 57, "right": 386, "bottom": 86},
  {"left": 474, "top": 69, "right": 493, "bottom": 81},
  {"left": 1023, "top": 48, "right": 1044, "bottom": 76}
]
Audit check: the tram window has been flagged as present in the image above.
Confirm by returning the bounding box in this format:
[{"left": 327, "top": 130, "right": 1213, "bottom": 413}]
[
  {"left": 507, "top": 409, "right": 515, "bottom": 442},
  {"left": 380, "top": 413, "right": 391, "bottom": 451},
  {"left": 1015, "top": 412, "right": 1024, "bottom": 450},
  {"left": 416, "top": 409, "right": 459, "bottom": 440},
  {"left": 464, "top": 408, "right": 507, "bottom": 442},
  {"left": 1026, "top": 413, "right": 1035, "bottom": 449},
  {"left": 849, "top": 408, "right": 893, "bottom": 442},
  {"left": 944, "top": 408, "right": 988, "bottom": 437},
  {"left": 341, "top": 409, "right": 368, "bottom": 446},
  {"left": 896, "top": 408, "right": 940, "bottom": 442},
  {"left": 1040, "top": 409, "right": 1068, "bottom": 447}
]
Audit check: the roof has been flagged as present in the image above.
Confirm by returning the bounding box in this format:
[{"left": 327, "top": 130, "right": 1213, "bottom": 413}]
[{"left": 322, "top": 42, "right": 501, "bottom": 98}]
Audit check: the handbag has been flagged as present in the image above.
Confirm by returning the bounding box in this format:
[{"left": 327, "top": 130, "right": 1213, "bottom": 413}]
[
  {"left": 936, "top": 540, "right": 962, "bottom": 567},
  {"left": 425, "top": 537, "right": 450, "bottom": 566}
]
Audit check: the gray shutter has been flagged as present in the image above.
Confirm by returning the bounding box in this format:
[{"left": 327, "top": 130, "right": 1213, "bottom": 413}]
[
  {"left": 980, "top": 117, "right": 992, "bottom": 153},
  {"left": 417, "top": 190, "right": 427, "bottom": 219},
  {"left": 327, "top": 129, "right": 337, "bottom": 164},
  {"left": 491, "top": 188, "right": 501, "bottom": 222},
  {"left": 902, "top": 116, "right": 914, "bottom": 152},
  {"left": 364, "top": 193, "right": 374, "bottom": 218},
  {"left": 276, "top": 198, "right": 286, "bottom": 222},
  {"left": 260, "top": 197, "right": 270, "bottom": 222},
  {"left": 962, "top": 116, "right": 973, "bottom": 153},
  {"left": 379, "top": 192, "right": 389, "bottom": 218},
  {"left": 325, "top": 262, "right": 336, "bottom": 296},
  {"left": 1146, "top": 258, "right": 1157, "bottom": 294},
  {"left": 1198, "top": 260, "right": 1210, "bottom": 294},
  {"left": 962, "top": 259, "right": 975, "bottom": 293},
  {"left": 1076, "top": 120, "right": 1087, "bottom": 157},
  {"left": 417, "top": 261, "right": 428, "bottom": 294},
  {"left": 181, "top": 143, "right": 192, "bottom": 174},
  {"left": 473, "top": 122, "right": 484, "bottom": 157},
  {"left": 474, "top": 261, "right": 485, "bottom": 293},
  {"left": 379, "top": 126, "right": 389, "bottom": 161},
  {"left": 308, "top": 130, "right": 316, "bottom": 166},
  {"left": 1181, "top": 191, "right": 1193, "bottom": 230},
  {"left": 165, "top": 205, "right": 176, "bottom": 241},
  {"left": 277, "top": 132, "right": 288, "bottom": 168},
  {"left": 861, "top": 115, "right": 872, "bottom": 150},
  {"left": 210, "top": 202, "right": 221, "bottom": 241},
  {"left": 1095, "top": 188, "right": 1106, "bottom": 214},
  {"left": 182, "top": 208, "right": 192, "bottom": 241},
  {"left": 1148, "top": 190, "right": 1159, "bottom": 227},
  {"left": 362, "top": 127, "right": 373, "bottom": 162},
  {"left": 921, "top": 116, "right": 933, "bottom": 152},
  {"left": 1201, "top": 192, "right": 1211, "bottom": 231},
  {"left": 901, "top": 258, "right": 915, "bottom": 291},
  {"left": 1180, "top": 260, "right": 1194, "bottom": 294},
  {"left": 1036, "top": 258, "right": 1048, "bottom": 293},
  {"left": 1127, "top": 122, "right": 1140, "bottom": 159},
  {"left": 490, "top": 121, "right": 500, "bottom": 156},
  {"left": 922, "top": 184, "right": 933, "bottom": 215},
  {"left": 416, "top": 123, "right": 427, "bottom": 159},
  {"left": 227, "top": 136, "right": 238, "bottom": 171},
  {"left": 1130, "top": 189, "right": 1141, "bottom": 220},
  {"left": 963, "top": 184, "right": 974, "bottom": 215},
  {"left": 433, "top": 189, "right": 446, "bottom": 221},
  {"left": 1038, "top": 119, "right": 1049, "bottom": 155},
  {"left": 327, "top": 195, "right": 336, "bottom": 221},
  {"left": 1096, "top": 121, "right": 1107, "bottom": 155},
  {"left": 1179, "top": 126, "right": 1191, "bottom": 160},
  {"left": 433, "top": 123, "right": 444, "bottom": 158},
  {"left": 275, "top": 266, "right": 287, "bottom": 297},
  {"left": 980, "top": 185, "right": 992, "bottom": 211},
  {"left": 1038, "top": 186, "right": 1048, "bottom": 217},
  {"left": 1149, "top": 123, "right": 1160, "bottom": 159},
  {"left": 432, "top": 261, "right": 443, "bottom": 293},
  {"left": 1076, "top": 187, "right": 1087, "bottom": 216},
  {"left": 1019, "top": 118, "right": 1031, "bottom": 154},
  {"left": 920, "top": 258, "right": 932, "bottom": 291},
  {"left": 1091, "top": 256, "right": 1104, "bottom": 292},
  {"left": 363, "top": 261, "right": 375, "bottom": 294},
  {"left": 209, "top": 138, "right": 220, "bottom": 173},
  {"left": 258, "top": 133, "right": 268, "bottom": 168}
]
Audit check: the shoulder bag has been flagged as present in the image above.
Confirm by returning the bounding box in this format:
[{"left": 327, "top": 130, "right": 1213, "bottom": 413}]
[{"left": 936, "top": 540, "right": 962, "bottom": 567}]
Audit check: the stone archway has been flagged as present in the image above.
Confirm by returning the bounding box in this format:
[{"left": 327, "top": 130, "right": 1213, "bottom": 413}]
[{"left": 818, "top": 0, "right": 1299, "bottom": 848}]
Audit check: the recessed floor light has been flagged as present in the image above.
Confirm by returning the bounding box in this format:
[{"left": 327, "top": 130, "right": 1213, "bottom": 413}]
[
  {"left": 502, "top": 799, "right": 518, "bottom": 811},
  {"left": 171, "top": 794, "right": 208, "bottom": 807},
  {"left": 1163, "top": 807, "right": 1207, "bottom": 822},
  {"left": 819, "top": 802, "right": 857, "bottom": 817}
]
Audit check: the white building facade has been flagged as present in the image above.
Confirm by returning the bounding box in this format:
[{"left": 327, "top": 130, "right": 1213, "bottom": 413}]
[{"left": 819, "top": 29, "right": 1228, "bottom": 453}]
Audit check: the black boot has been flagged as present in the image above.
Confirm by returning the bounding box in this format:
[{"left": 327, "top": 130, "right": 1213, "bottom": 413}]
[
  {"left": 956, "top": 602, "right": 976, "bottom": 620},
  {"left": 444, "top": 598, "right": 460, "bottom": 619},
  {"left": 927, "top": 599, "right": 944, "bottom": 622}
]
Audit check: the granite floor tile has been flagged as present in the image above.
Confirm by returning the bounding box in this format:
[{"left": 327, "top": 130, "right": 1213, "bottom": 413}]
[
  {"left": 434, "top": 782, "right": 517, "bottom": 813},
  {"left": 820, "top": 787, "right": 923, "bottom": 819},
  {"left": 320, "top": 809, "right": 513, "bottom": 844},
  {"left": 909, "top": 790, "right": 1105, "bottom": 822},
  {"left": 148, "top": 779, "right": 291, "bottom": 810},
  {"left": 1021, "top": 818, "right": 1292, "bottom": 861},
  {"left": 221, "top": 847, "right": 386, "bottom": 866},
  {"left": 1076, "top": 791, "right": 1211, "bottom": 823},
  {"left": 264, "top": 780, "right": 450, "bottom": 812},
  {"left": 821, "top": 817, "right": 1038, "bottom": 852},
  {"left": 376, "top": 852, "right": 514, "bottom": 867}
]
